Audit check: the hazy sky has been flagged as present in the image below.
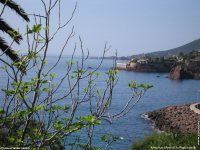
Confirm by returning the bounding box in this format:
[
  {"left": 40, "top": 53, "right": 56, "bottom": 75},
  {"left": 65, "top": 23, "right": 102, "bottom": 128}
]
[{"left": 3, "top": 0, "right": 200, "bottom": 56}]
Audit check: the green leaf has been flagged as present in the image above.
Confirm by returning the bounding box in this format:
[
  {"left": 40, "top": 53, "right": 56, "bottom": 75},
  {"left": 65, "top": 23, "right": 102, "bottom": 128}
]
[
  {"left": 33, "top": 105, "right": 44, "bottom": 111},
  {"left": 42, "top": 80, "right": 50, "bottom": 84},
  {"left": 88, "top": 81, "right": 93, "bottom": 85},
  {"left": 32, "top": 24, "right": 42, "bottom": 33},
  {"left": 128, "top": 81, "right": 137, "bottom": 89},
  {"left": 42, "top": 88, "right": 49, "bottom": 92},
  {"left": 50, "top": 73, "right": 57, "bottom": 78},
  {"left": 52, "top": 105, "right": 62, "bottom": 111},
  {"left": 28, "top": 51, "right": 38, "bottom": 59},
  {"left": 105, "top": 100, "right": 110, "bottom": 108},
  {"left": 97, "top": 90, "right": 101, "bottom": 96},
  {"left": 64, "top": 105, "right": 70, "bottom": 111},
  {"left": 14, "top": 110, "right": 28, "bottom": 117},
  {"left": 36, "top": 38, "right": 45, "bottom": 43},
  {"left": 67, "top": 60, "right": 76, "bottom": 66},
  {"left": 114, "top": 69, "right": 119, "bottom": 75},
  {"left": 1, "top": 89, "right": 15, "bottom": 96},
  {"left": 138, "top": 84, "right": 153, "bottom": 89},
  {"left": 62, "top": 118, "right": 70, "bottom": 121},
  {"left": 54, "top": 121, "right": 63, "bottom": 130},
  {"left": 42, "top": 73, "right": 48, "bottom": 77},
  {"left": 83, "top": 88, "right": 88, "bottom": 93},
  {"left": 43, "top": 60, "right": 47, "bottom": 65},
  {"left": 27, "top": 24, "right": 42, "bottom": 34},
  {"left": 27, "top": 28, "right": 33, "bottom": 34},
  {"left": 8, "top": 137, "right": 15, "bottom": 143},
  {"left": 78, "top": 115, "right": 101, "bottom": 125},
  {"left": 0, "top": 108, "right": 5, "bottom": 114},
  {"left": 101, "top": 135, "right": 108, "bottom": 142}
]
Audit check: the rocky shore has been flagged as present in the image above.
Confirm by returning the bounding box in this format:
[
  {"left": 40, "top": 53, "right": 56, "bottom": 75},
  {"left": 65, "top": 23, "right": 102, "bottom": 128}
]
[
  {"left": 170, "top": 65, "right": 200, "bottom": 80},
  {"left": 145, "top": 104, "right": 200, "bottom": 134},
  {"left": 116, "top": 62, "right": 172, "bottom": 73}
]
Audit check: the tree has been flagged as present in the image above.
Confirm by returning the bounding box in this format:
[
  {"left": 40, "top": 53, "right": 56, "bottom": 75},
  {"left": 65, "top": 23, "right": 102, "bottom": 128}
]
[
  {"left": 0, "top": 0, "right": 29, "bottom": 62},
  {"left": 0, "top": 0, "right": 152, "bottom": 149},
  {"left": 178, "top": 52, "right": 184, "bottom": 57}
]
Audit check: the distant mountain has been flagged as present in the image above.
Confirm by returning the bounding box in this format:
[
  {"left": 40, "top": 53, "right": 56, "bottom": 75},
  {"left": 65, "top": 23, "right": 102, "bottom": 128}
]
[{"left": 132, "top": 38, "right": 200, "bottom": 58}]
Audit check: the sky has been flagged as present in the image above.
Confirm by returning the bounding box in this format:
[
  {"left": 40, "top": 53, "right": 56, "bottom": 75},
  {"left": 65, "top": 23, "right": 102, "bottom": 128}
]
[{"left": 2, "top": 0, "right": 200, "bottom": 57}]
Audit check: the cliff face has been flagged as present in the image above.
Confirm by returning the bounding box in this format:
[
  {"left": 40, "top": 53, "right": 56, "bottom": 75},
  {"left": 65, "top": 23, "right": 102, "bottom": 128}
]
[
  {"left": 116, "top": 60, "right": 200, "bottom": 80},
  {"left": 127, "top": 63, "right": 159, "bottom": 72},
  {"left": 170, "top": 65, "right": 200, "bottom": 80},
  {"left": 117, "top": 62, "right": 172, "bottom": 73},
  {"left": 194, "top": 73, "right": 200, "bottom": 79}
]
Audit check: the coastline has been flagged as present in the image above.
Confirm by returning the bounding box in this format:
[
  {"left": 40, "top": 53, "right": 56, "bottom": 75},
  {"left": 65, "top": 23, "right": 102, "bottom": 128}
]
[
  {"left": 141, "top": 114, "right": 164, "bottom": 134},
  {"left": 142, "top": 103, "right": 200, "bottom": 134}
]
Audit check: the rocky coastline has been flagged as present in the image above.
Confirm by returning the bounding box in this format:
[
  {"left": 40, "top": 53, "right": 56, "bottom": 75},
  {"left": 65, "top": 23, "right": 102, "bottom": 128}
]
[
  {"left": 170, "top": 65, "right": 200, "bottom": 80},
  {"left": 145, "top": 104, "right": 200, "bottom": 134},
  {"left": 116, "top": 50, "right": 200, "bottom": 80},
  {"left": 116, "top": 62, "right": 172, "bottom": 73},
  {"left": 116, "top": 62, "right": 200, "bottom": 80}
]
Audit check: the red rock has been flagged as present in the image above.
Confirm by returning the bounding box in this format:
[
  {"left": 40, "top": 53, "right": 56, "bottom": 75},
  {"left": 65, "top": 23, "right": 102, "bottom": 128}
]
[{"left": 146, "top": 104, "right": 200, "bottom": 133}]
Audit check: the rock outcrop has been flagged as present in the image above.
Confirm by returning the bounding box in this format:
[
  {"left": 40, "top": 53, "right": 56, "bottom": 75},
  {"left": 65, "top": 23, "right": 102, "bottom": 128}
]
[
  {"left": 169, "top": 65, "right": 194, "bottom": 80},
  {"left": 116, "top": 62, "right": 172, "bottom": 73},
  {"left": 194, "top": 73, "right": 200, "bottom": 79},
  {"left": 146, "top": 104, "right": 200, "bottom": 134},
  {"left": 116, "top": 60, "right": 200, "bottom": 80},
  {"left": 170, "top": 65, "right": 200, "bottom": 80}
]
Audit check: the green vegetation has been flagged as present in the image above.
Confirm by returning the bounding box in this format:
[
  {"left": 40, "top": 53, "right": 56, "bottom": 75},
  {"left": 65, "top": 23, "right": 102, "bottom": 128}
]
[
  {"left": 132, "top": 131, "right": 199, "bottom": 150},
  {"left": 0, "top": 1, "right": 153, "bottom": 149},
  {"left": 0, "top": 0, "right": 29, "bottom": 62},
  {"left": 131, "top": 38, "right": 200, "bottom": 58}
]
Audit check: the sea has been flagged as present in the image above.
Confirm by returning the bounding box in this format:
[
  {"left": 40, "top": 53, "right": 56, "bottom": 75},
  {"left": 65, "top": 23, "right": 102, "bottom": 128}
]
[{"left": 0, "top": 56, "right": 200, "bottom": 149}]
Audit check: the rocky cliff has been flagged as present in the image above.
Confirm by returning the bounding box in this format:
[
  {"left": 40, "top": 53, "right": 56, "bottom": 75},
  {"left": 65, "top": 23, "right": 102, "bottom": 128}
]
[
  {"left": 116, "top": 60, "right": 200, "bottom": 80},
  {"left": 117, "top": 62, "right": 172, "bottom": 73},
  {"left": 170, "top": 65, "right": 200, "bottom": 80},
  {"left": 146, "top": 104, "right": 200, "bottom": 134}
]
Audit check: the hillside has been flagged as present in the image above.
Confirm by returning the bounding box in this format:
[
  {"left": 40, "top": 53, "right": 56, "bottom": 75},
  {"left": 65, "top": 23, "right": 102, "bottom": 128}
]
[{"left": 132, "top": 38, "right": 200, "bottom": 58}]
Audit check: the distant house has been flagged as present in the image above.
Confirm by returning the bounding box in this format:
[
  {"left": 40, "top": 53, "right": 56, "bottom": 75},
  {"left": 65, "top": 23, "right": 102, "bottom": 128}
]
[
  {"left": 129, "top": 62, "right": 137, "bottom": 67},
  {"left": 137, "top": 58, "right": 149, "bottom": 64},
  {"left": 190, "top": 50, "right": 200, "bottom": 56},
  {"left": 189, "top": 58, "right": 200, "bottom": 72},
  {"left": 129, "top": 58, "right": 137, "bottom": 63},
  {"left": 116, "top": 63, "right": 127, "bottom": 70},
  {"left": 190, "top": 58, "right": 200, "bottom": 62},
  {"left": 189, "top": 56, "right": 200, "bottom": 68}
]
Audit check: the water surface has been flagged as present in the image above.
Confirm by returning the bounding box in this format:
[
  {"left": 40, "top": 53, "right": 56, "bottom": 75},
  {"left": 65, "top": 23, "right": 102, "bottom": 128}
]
[{"left": 0, "top": 56, "right": 199, "bottom": 149}]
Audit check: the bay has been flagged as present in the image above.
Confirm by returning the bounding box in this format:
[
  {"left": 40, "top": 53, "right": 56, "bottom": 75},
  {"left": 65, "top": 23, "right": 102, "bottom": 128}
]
[{"left": 0, "top": 56, "right": 200, "bottom": 149}]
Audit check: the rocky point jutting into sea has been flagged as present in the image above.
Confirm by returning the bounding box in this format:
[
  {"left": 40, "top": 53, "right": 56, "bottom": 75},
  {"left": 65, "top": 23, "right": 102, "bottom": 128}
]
[
  {"left": 116, "top": 50, "right": 200, "bottom": 80},
  {"left": 145, "top": 104, "right": 200, "bottom": 134}
]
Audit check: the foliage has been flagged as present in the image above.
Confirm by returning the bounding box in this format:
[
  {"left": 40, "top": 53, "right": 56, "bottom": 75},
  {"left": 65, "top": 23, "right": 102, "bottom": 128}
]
[
  {"left": 131, "top": 131, "right": 199, "bottom": 150},
  {"left": 0, "top": 0, "right": 152, "bottom": 149},
  {"left": 0, "top": 0, "right": 29, "bottom": 62}
]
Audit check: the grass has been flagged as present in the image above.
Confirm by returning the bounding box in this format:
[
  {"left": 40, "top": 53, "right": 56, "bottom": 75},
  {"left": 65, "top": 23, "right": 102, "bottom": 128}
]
[{"left": 131, "top": 131, "right": 199, "bottom": 150}]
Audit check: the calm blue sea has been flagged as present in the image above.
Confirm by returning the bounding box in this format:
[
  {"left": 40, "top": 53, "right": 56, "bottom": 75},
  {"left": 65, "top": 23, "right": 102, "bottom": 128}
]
[{"left": 0, "top": 56, "right": 200, "bottom": 149}]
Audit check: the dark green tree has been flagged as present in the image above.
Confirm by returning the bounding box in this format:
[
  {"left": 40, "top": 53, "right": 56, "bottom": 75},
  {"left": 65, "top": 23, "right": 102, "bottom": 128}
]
[{"left": 0, "top": 0, "right": 29, "bottom": 62}]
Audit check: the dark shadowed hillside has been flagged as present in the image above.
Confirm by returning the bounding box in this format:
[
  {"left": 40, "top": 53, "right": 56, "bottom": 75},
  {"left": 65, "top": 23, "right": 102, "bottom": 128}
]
[{"left": 132, "top": 38, "right": 200, "bottom": 58}]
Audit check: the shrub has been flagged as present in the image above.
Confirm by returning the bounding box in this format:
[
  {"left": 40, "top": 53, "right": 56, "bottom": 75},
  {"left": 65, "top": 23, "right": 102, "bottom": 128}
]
[{"left": 131, "top": 131, "right": 199, "bottom": 150}]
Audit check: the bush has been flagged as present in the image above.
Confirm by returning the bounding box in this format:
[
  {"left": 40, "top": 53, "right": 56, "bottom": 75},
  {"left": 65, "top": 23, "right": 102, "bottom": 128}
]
[
  {"left": 0, "top": 1, "right": 153, "bottom": 149},
  {"left": 131, "top": 131, "right": 199, "bottom": 150}
]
